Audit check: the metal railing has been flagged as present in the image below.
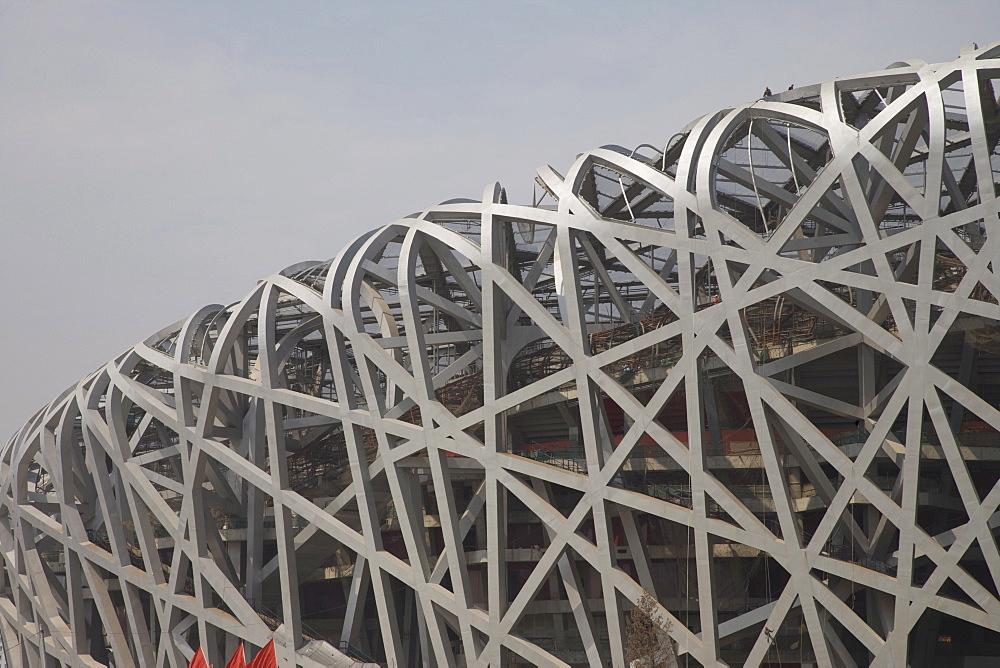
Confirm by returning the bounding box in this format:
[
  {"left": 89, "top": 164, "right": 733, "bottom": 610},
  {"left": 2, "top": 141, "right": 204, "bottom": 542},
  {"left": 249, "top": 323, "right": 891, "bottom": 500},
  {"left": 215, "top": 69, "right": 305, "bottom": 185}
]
[{"left": 519, "top": 447, "right": 587, "bottom": 475}]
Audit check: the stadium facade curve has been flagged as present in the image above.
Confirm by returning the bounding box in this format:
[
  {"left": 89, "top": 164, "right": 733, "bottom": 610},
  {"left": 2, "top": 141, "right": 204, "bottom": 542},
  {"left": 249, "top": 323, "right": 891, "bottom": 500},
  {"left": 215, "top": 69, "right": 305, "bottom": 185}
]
[{"left": 4, "top": 41, "right": 1000, "bottom": 667}]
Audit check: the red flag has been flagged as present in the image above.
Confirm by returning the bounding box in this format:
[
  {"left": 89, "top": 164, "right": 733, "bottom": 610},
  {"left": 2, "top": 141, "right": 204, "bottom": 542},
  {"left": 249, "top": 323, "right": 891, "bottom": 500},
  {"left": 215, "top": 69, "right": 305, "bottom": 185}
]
[
  {"left": 188, "top": 647, "right": 212, "bottom": 668},
  {"left": 247, "top": 639, "right": 276, "bottom": 668},
  {"left": 225, "top": 642, "right": 246, "bottom": 668}
]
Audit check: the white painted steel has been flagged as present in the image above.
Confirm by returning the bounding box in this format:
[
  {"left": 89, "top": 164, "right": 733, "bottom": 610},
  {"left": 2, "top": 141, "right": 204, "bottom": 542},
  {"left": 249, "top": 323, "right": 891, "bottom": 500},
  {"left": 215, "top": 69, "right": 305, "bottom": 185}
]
[{"left": 3, "top": 42, "right": 1000, "bottom": 667}]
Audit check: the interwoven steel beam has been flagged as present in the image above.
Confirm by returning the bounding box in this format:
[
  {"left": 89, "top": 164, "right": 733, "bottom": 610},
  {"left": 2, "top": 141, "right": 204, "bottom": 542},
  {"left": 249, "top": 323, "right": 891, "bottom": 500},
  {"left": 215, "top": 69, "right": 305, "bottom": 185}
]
[{"left": 3, "top": 42, "right": 1000, "bottom": 667}]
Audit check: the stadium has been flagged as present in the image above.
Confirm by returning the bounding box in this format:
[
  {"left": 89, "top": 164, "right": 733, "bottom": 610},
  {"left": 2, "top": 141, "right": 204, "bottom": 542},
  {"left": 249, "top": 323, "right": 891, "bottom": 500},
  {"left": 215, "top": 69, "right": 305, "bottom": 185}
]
[{"left": 3, "top": 41, "right": 1000, "bottom": 667}]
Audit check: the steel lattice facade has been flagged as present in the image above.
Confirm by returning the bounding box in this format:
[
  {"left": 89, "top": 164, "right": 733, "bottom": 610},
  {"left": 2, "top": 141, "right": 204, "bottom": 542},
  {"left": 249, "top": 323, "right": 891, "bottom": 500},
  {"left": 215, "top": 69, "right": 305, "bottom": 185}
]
[{"left": 4, "top": 42, "right": 1000, "bottom": 667}]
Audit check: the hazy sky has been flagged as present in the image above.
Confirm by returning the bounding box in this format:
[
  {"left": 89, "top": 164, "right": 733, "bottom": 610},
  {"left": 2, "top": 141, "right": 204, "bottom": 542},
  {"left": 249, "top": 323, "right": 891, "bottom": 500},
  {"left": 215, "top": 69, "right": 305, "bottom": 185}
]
[{"left": 1, "top": 0, "right": 997, "bottom": 440}]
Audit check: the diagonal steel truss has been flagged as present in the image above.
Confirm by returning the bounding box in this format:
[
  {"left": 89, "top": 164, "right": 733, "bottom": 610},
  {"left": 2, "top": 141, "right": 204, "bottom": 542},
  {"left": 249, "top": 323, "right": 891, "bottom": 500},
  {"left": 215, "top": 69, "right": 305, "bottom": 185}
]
[{"left": 3, "top": 41, "right": 1000, "bottom": 667}]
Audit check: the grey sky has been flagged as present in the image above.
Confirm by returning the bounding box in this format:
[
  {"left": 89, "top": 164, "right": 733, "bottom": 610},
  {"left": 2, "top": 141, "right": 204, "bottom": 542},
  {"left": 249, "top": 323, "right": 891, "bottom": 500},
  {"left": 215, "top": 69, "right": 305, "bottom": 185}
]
[{"left": 1, "top": 0, "right": 996, "bottom": 440}]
